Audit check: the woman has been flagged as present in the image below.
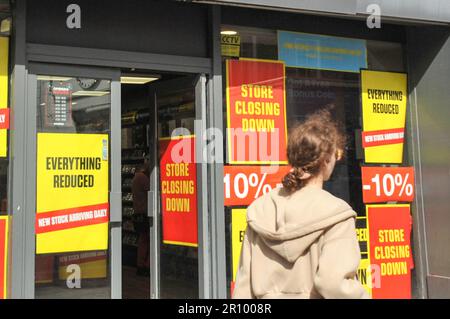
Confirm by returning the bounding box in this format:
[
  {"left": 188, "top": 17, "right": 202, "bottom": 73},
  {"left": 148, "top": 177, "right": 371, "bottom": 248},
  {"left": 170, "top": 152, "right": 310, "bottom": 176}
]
[
  {"left": 132, "top": 156, "right": 151, "bottom": 277},
  {"left": 233, "top": 109, "right": 369, "bottom": 299}
]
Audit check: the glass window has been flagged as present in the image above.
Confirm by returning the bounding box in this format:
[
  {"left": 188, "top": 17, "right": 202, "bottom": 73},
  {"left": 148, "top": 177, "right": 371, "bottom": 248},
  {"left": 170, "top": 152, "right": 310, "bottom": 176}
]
[
  {"left": 221, "top": 25, "right": 406, "bottom": 298},
  {"left": 0, "top": 159, "right": 7, "bottom": 216},
  {"left": 157, "top": 85, "right": 199, "bottom": 299},
  {"left": 0, "top": 34, "right": 10, "bottom": 216},
  {"left": 0, "top": 33, "right": 10, "bottom": 300},
  {"left": 34, "top": 76, "right": 111, "bottom": 299}
]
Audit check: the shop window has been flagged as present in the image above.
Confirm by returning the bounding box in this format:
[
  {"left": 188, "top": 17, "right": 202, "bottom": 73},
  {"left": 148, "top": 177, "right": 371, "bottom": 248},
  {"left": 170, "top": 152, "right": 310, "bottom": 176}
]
[
  {"left": 34, "top": 76, "right": 111, "bottom": 299},
  {"left": 221, "top": 25, "right": 407, "bottom": 298},
  {"left": 0, "top": 34, "right": 9, "bottom": 300}
]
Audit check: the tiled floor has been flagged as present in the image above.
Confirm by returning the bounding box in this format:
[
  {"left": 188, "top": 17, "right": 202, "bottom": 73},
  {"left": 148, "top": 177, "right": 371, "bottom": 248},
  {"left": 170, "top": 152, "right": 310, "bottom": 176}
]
[
  {"left": 36, "top": 265, "right": 198, "bottom": 299},
  {"left": 123, "top": 266, "right": 150, "bottom": 299}
]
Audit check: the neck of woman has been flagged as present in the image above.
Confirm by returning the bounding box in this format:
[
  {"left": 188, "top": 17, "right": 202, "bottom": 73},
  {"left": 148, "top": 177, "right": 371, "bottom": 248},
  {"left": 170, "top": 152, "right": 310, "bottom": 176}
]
[{"left": 304, "top": 174, "right": 324, "bottom": 189}]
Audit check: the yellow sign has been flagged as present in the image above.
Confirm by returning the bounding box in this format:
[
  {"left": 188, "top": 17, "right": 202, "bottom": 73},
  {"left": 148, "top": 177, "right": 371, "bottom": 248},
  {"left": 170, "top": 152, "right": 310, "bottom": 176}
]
[
  {"left": 58, "top": 251, "right": 107, "bottom": 280},
  {"left": 36, "top": 133, "right": 109, "bottom": 254},
  {"left": 361, "top": 70, "right": 407, "bottom": 163},
  {"left": 0, "top": 37, "right": 9, "bottom": 157},
  {"left": 356, "top": 215, "right": 373, "bottom": 298},
  {"left": 231, "top": 208, "right": 247, "bottom": 281},
  {"left": 221, "top": 34, "right": 240, "bottom": 57},
  {"left": 357, "top": 204, "right": 413, "bottom": 298}
]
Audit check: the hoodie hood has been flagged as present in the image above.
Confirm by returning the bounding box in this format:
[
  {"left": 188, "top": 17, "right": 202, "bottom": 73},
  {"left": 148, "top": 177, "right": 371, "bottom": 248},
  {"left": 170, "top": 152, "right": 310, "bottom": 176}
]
[{"left": 246, "top": 186, "right": 356, "bottom": 263}]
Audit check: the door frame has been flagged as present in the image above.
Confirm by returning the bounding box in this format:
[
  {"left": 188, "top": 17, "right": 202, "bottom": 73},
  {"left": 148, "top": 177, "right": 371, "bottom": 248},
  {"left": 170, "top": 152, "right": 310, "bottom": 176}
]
[
  {"left": 15, "top": 62, "right": 122, "bottom": 299},
  {"left": 13, "top": 63, "right": 215, "bottom": 299},
  {"left": 11, "top": 44, "right": 227, "bottom": 299},
  {"left": 148, "top": 73, "right": 210, "bottom": 299},
  {"left": 10, "top": 2, "right": 227, "bottom": 300}
]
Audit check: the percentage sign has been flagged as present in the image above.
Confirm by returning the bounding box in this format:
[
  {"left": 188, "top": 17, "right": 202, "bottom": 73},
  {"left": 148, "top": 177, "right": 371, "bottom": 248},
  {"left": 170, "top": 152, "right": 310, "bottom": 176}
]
[
  {"left": 248, "top": 173, "right": 259, "bottom": 189},
  {"left": 254, "top": 173, "right": 268, "bottom": 198},
  {"left": 396, "top": 173, "right": 413, "bottom": 196}
]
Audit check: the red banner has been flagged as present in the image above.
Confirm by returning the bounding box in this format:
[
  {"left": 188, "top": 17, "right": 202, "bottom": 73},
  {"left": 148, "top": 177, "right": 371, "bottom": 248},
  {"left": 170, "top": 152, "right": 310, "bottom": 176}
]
[
  {"left": 0, "top": 109, "right": 9, "bottom": 130},
  {"left": 224, "top": 165, "right": 291, "bottom": 206},
  {"left": 362, "top": 166, "right": 415, "bottom": 203},
  {"left": 159, "top": 136, "right": 198, "bottom": 247},
  {"left": 0, "top": 217, "right": 8, "bottom": 299},
  {"left": 35, "top": 203, "right": 109, "bottom": 234},
  {"left": 362, "top": 128, "right": 405, "bottom": 148},
  {"left": 367, "top": 204, "right": 413, "bottom": 299},
  {"left": 226, "top": 59, "right": 288, "bottom": 164}
]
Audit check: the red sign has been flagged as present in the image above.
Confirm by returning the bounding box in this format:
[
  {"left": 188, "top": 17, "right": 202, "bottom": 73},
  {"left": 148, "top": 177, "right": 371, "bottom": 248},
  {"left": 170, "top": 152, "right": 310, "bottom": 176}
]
[
  {"left": 159, "top": 136, "right": 198, "bottom": 247},
  {"left": 0, "top": 217, "right": 8, "bottom": 299},
  {"left": 224, "top": 165, "right": 291, "bottom": 206},
  {"left": 361, "top": 166, "right": 415, "bottom": 203},
  {"left": 362, "top": 128, "right": 405, "bottom": 148},
  {"left": 0, "top": 108, "right": 9, "bottom": 130},
  {"left": 367, "top": 204, "right": 413, "bottom": 299},
  {"left": 35, "top": 203, "right": 109, "bottom": 234},
  {"left": 226, "top": 59, "right": 288, "bottom": 164}
]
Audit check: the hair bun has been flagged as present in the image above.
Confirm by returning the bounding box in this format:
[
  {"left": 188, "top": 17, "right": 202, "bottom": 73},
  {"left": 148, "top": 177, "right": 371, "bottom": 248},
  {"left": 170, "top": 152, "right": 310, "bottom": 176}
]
[{"left": 282, "top": 169, "right": 306, "bottom": 193}]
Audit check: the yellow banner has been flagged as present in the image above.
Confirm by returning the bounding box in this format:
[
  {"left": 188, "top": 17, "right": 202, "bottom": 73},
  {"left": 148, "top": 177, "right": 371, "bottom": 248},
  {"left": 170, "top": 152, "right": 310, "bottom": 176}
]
[
  {"left": 231, "top": 208, "right": 247, "bottom": 281},
  {"left": 356, "top": 215, "right": 373, "bottom": 297},
  {"left": 36, "top": 133, "right": 109, "bottom": 254},
  {"left": 361, "top": 70, "right": 407, "bottom": 163},
  {"left": 0, "top": 37, "right": 8, "bottom": 157}
]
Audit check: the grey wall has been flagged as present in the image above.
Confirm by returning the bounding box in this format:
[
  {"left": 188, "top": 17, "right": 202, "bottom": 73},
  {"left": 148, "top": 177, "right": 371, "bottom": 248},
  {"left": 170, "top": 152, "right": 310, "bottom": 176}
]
[
  {"left": 200, "top": 0, "right": 450, "bottom": 24},
  {"left": 26, "top": 0, "right": 210, "bottom": 58},
  {"left": 222, "top": 5, "right": 406, "bottom": 43},
  {"left": 407, "top": 26, "right": 450, "bottom": 298}
]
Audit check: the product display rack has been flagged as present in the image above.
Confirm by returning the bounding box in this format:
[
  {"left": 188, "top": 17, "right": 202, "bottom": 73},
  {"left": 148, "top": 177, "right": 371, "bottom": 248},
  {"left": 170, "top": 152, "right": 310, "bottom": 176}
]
[{"left": 121, "top": 119, "right": 149, "bottom": 266}]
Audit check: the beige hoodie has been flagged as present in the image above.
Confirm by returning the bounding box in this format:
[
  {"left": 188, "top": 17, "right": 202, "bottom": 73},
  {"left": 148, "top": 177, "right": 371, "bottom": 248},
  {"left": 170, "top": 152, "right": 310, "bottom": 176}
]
[{"left": 232, "top": 185, "right": 370, "bottom": 299}]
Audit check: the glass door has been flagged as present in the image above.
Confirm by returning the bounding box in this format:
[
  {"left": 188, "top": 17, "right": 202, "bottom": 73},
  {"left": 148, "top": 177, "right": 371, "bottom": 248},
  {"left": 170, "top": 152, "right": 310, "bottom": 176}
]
[
  {"left": 27, "top": 65, "right": 122, "bottom": 299},
  {"left": 148, "top": 74, "right": 208, "bottom": 299}
]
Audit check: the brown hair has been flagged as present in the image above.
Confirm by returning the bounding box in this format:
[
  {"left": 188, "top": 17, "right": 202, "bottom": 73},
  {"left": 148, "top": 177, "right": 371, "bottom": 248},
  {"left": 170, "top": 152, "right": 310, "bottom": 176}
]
[{"left": 282, "top": 109, "right": 346, "bottom": 193}]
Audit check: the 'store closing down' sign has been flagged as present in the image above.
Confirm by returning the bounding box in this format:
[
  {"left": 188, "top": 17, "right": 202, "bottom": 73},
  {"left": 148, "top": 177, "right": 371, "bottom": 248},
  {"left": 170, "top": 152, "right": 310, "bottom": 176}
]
[
  {"left": 357, "top": 204, "right": 413, "bottom": 299},
  {"left": 36, "top": 133, "right": 109, "bottom": 254},
  {"left": 226, "top": 58, "right": 288, "bottom": 164},
  {"left": 159, "top": 135, "right": 198, "bottom": 247}
]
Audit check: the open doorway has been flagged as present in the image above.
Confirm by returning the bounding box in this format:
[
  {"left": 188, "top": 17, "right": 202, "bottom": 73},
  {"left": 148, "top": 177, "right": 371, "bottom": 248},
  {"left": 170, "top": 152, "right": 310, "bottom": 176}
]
[{"left": 121, "top": 70, "right": 200, "bottom": 299}]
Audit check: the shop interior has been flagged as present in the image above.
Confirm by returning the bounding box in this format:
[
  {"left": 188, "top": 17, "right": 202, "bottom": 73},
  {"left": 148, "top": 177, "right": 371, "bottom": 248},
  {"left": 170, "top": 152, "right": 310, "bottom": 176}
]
[{"left": 120, "top": 70, "right": 199, "bottom": 299}]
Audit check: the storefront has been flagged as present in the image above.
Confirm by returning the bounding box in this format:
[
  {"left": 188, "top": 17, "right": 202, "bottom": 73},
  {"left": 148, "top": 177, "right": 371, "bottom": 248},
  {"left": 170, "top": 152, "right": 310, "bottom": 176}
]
[{"left": 0, "top": 0, "right": 449, "bottom": 299}]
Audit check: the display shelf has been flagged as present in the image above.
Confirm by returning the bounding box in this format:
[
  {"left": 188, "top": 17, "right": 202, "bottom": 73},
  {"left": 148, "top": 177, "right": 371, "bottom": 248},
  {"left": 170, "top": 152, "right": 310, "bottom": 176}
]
[
  {"left": 122, "top": 157, "right": 145, "bottom": 164},
  {"left": 121, "top": 107, "right": 150, "bottom": 258},
  {"left": 121, "top": 146, "right": 147, "bottom": 151}
]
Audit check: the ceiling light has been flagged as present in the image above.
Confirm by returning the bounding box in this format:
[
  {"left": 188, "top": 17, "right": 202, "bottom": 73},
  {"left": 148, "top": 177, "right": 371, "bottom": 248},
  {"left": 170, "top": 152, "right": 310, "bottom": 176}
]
[
  {"left": 72, "top": 91, "right": 110, "bottom": 97},
  {"left": 37, "top": 76, "right": 72, "bottom": 81},
  {"left": 120, "top": 76, "right": 159, "bottom": 85},
  {"left": 221, "top": 30, "right": 238, "bottom": 35}
]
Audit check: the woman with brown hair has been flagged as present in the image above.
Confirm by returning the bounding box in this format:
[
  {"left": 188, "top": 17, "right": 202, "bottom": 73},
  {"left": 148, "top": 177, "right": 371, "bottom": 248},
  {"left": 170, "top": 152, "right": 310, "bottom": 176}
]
[{"left": 233, "top": 109, "right": 369, "bottom": 299}]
